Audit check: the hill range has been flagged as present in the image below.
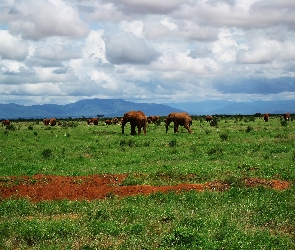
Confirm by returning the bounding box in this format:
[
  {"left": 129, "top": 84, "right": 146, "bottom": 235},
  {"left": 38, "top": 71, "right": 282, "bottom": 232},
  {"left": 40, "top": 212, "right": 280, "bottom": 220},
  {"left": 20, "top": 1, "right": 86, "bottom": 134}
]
[
  {"left": 0, "top": 98, "right": 295, "bottom": 120},
  {"left": 0, "top": 99, "right": 183, "bottom": 119}
]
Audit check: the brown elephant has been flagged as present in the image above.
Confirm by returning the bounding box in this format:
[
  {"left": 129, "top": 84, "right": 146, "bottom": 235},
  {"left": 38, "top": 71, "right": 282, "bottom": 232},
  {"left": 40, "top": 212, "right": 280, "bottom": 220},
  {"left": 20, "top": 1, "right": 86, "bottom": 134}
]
[
  {"left": 49, "top": 118, "right": 57, "bottom": 126},
  {"left": 105, "top": 119, "right": 112, "bottom": 125},
  {"left": 43, "top": 118, "right": 50, "bottom": 126},
  {"left": 284, "top": 112, "right": 290, "bottom": 121},
  {"left": 87, "top": 118, "right": 99, "bottom": 125},
  {"left": 147, "top": 115, "right": 160, "bottom": 124},
  {"left": 263, "top": 113, "right": 269, "bottom": 122},
  {"left": 2, "top": 119, "right": 10, "bottom": 126},
  {"left": 122, "top": 110, "right": 147, "bottom": 135},
  {"left": 165, "top": 112, "right": 192, "bottom": 133},
  {"left": 205, "top": 115, "right": 213, "bottom": 122}
]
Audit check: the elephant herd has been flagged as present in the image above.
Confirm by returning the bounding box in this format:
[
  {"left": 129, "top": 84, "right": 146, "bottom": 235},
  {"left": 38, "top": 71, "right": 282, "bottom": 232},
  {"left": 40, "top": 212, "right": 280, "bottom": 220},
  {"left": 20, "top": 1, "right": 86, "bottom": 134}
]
[{"left": 122, "top": 110, "right": 192, "bottom": 135}]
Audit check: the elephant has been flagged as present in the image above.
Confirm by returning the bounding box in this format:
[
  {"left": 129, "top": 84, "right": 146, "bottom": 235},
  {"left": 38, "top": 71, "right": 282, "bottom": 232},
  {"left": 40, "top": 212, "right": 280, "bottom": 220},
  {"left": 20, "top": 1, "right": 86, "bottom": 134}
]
[
  {"left": 263, "top": 113, "right": 269, "bottom": 122},
  {"left": 112, "top": 117, "right": 119, "bottom": 124},
  {"left": 164, "top": 112, "right": 192, "bottom": 133},
  {"left": 87, "top": 118, "right": 99, "bottom": 125},
  {"left": 105, "top": 119, "right": 112, "bottom": 125},
  {"left": 205, "top": 115, "right": 213, "bottom": 122},
  {"left": 2, "top": 119, "right": 10, "bottom": 126},
  {"left": 284, "top": 112, "right": 290, "bottom": 121},
  {"left": 147, "top": 116, "right": 160, "bottom": 124},
  {"left": 43, "top": 118, "right": 50, "bottom": 126},
  {"left": 122, "top": 110, "right": 147, "bottom": 135},
  {"left": 49, "top": 118, "right": 57, "bottom": 126}
]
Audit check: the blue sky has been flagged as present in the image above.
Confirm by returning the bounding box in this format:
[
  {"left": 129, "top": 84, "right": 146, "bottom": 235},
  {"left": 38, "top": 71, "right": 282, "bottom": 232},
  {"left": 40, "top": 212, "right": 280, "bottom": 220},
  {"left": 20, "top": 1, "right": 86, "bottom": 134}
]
[{"left": 0, "top": 0, "right": 295, "bottom": 105}]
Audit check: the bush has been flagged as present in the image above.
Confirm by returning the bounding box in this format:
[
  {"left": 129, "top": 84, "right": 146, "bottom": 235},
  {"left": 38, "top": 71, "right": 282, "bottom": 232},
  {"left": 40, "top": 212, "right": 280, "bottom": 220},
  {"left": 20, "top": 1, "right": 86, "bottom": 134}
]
[
  {"left": 246, "top": 126, "right": 253, "bottom": 133},
  {"left": 219, "top": 133, "right": 229, "bottom": 141},
  {"left": 162, "top": 226, "right": 196, "bottom": 246},
  {"left": 210, "top": 118, "right": 218, "bottom": 127},
  {"left": 5, "top": 124, "right": 15, "bottom": 131},
  {"left": 28, "top": 125, "right": 33, "bottom": 130},
  {"left": 169, "top": 139, "right": 177, "bottom": 147},
  {"left": 42, "top": 149, "right": 52, "bottom": 159},
  {"left": 281, "top": 120, "right": 288, "bottom": 127}
]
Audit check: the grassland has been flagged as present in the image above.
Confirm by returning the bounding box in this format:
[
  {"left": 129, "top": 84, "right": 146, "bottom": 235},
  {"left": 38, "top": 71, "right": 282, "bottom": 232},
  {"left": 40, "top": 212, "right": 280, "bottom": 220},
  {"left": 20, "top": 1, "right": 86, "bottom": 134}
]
[{"left": 1, "top": 115, "right": 295, "bottom": 249}]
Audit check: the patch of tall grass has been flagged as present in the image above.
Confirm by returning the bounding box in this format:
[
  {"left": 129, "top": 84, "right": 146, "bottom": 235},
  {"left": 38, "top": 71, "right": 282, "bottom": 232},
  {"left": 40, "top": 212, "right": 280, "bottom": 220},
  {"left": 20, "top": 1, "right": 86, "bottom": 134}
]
[{"left": 1, "top": 187, "right": 295, "bottom": 249}]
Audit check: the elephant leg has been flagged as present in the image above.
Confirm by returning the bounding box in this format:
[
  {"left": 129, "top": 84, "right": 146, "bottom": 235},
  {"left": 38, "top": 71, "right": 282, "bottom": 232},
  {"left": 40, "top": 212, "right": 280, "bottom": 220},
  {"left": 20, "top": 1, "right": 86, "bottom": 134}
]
[
  {"left": 184, "top": 122, "right": 192, "bottom": 133},
  {"left": 143, "top": 125, "right": 146, "bottom": 134},
  {"left": 138, "top": 126, "right": 141, "bottom": 135},
  {"left": 185, "top": 125, "right": 192, "bottom": 133},
  {"left": 131, "top": 125, "right": 136, "bottom": 135},
  {"left": 174, "top": 123, "right": 178, "bottom": 133}
]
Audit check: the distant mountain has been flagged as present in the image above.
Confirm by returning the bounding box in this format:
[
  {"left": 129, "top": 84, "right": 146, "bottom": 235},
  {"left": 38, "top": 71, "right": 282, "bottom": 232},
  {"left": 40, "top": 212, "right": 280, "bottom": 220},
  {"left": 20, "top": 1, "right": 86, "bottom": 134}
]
[
  {"left": 1, "top": 98, "right": 295, "bottom": 119},
  {"left": 0, "top": 98, "right": 184, "bottom": 119},
  {"left": 166, "top": 100, "right": 295, "bottom": 115}
]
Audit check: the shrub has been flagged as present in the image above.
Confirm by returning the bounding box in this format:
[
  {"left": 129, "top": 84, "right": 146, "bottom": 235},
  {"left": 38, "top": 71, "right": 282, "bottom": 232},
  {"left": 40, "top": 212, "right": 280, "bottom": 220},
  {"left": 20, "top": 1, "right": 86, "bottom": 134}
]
[
  {"left": 28, "top": 125, "right": 34, "bottom": 130},
  {"left": 208, "top": 146, "right": 223, "bottom": 156},
  {"left": 246, "top": 126, "right": 253, "bottom": 133},
  {"left": 5, "top": 124, "right": 15, "bottom": 131},
  {"left": 210, "top": 118, "right": 218, "bottom": 127},
  {"left": 162, "top": 226, "right": 196, "bottom": 246},
  {"left": 219, "top": 133, "right": 229, "bottom": 141},
  {"left": 169, "top": 139, "right": 177, "bottom": 147},
  {"left": 281, "top": 120, "right": 288, "bottom": 127},
  {"left": 119, "top": 139, "right": 135, "bottom": 147},
  {"left": 42, "top": 149, "right": 52, "bottom": 159},
  {"left": 155, "top": 119, "right": 161, "bottom": 126}
]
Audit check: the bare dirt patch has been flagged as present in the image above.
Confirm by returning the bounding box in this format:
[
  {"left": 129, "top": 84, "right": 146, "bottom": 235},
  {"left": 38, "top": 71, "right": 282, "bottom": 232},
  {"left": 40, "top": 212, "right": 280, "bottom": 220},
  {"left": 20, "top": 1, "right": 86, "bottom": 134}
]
[{"left": 0, "top": 174, "right": 290, "bottom": 202}]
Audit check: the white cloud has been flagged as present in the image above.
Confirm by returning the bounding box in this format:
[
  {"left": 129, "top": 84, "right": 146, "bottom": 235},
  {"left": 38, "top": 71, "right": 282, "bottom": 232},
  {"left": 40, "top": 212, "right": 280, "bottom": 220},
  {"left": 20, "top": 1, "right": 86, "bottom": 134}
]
[
  {"left": 0, "top": 0, "right": 295, "bottom": 105},
  {"left": 8, "top": 0, "right": 89, "bottom": 40},
  {"left": 0, "top": 30, "right": 29, "bottom": 60},
  {"left": 104, "top": 32, "right": 160, "bottom": 64}
]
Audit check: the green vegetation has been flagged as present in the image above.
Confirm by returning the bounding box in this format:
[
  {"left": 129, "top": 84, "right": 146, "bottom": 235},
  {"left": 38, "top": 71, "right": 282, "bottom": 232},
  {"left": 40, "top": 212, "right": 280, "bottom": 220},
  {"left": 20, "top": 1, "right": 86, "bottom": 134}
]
[{"left": 1, "top": 115, "right": 295, "bottom": 249}]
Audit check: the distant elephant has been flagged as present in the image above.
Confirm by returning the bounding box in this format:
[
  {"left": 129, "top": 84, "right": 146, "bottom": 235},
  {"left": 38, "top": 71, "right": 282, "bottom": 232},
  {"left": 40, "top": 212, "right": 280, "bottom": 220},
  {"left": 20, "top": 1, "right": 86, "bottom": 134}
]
[
  {"left": 263, "top": 113, "right": 269, "bottom": 122},
  {"left": 49, "top": 118, "right": 57, "bottom": 126},
  {"left": 122, "top": 110, "right": 147, "bottom": 135},
  {"left": 105, "top": 119, "right": 112, "bottom": 125},
  {"left": 43, "top": 118, "right": 50, "bottom": 126},
  {"left": 147, "top": 115, "right": 160, "bottom": 124},
  {"left": 165, "top": 112, "right": 192, "bottom": 133},
  {"left": 87, "top": 118, "right": 99, "bottom": 125},
  {"left": 284, "top": 112, "right": 290, "bottom": 121},
  {"left": 2, "top": 119, "right": 10, "bottom": 126},
  {"left": 205, "top": 115, "right": 213, "bottom": 122},
  {"left": 112, "top": 117, "right": 119, "bottom": 124}
]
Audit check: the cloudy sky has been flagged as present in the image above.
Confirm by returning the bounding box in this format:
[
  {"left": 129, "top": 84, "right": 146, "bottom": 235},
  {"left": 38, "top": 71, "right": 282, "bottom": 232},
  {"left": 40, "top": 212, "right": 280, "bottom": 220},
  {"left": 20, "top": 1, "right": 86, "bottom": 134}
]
[{"left": 0, "top": 0, "right": 295, "bottom": 106}]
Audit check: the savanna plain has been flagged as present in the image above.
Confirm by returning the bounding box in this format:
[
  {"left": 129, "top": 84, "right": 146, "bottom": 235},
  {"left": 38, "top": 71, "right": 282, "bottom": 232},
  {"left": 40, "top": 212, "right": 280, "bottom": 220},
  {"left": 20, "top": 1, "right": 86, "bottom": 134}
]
[{"left": 1, "top": 115, "right": 295, "bottom": 249}]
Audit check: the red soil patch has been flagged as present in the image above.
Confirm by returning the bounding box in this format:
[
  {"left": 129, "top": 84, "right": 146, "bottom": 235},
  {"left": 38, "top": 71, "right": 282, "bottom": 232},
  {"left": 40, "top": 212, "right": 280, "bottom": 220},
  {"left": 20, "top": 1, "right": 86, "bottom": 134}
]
[
  {"left": 0, "top": 174, "right": 290, "bottom": 202},
  {"left": 243, "top": 178, "right": 290, "bottom": 190}
]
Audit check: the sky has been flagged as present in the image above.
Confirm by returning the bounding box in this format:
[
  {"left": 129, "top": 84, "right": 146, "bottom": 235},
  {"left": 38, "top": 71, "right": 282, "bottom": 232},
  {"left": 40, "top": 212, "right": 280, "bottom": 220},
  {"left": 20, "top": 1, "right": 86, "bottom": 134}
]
[{"left": 0, "top": 0, "right": 295, "bottom": 106}]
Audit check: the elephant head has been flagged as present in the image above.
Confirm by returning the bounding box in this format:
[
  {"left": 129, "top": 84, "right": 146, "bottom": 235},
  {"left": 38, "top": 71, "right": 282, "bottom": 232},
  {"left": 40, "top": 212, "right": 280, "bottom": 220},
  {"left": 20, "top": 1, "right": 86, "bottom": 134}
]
[
  {"left": 164, "top": 113, "right": 176, "bottom": 133},
  {"left": 122, "top": 111, "right": 133, "bottom": 134}
]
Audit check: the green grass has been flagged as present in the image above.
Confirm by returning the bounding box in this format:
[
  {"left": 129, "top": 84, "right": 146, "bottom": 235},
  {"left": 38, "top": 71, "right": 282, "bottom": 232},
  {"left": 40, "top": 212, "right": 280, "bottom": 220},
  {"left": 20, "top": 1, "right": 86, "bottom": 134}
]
[
  {"left": 1, "top": 116, "right": 295, "bottom": 249},
  {"left": 1, "top": 188, "right": 294, "bottom": 249}
]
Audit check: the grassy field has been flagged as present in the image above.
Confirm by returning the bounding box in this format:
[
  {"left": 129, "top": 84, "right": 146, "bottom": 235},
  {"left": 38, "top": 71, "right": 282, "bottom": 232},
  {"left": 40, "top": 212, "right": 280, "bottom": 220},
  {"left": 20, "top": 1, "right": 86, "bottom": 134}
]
[{"left": 1, "top": 115, "right": 295, "bottom": 249}]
